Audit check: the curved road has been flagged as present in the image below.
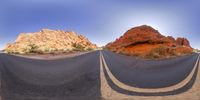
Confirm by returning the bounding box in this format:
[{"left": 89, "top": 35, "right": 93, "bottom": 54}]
[
  {"left": 102, "top": 50, "right": 199, "bottom": 88},
  {"left": 0, "top": 50, "right": 199, "bottom": 99},
  {"left": 0, "top": 51, "right": 101, "bottom": 100}
]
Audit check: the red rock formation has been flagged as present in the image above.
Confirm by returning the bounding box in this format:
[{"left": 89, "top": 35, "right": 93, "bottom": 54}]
[
  {"left": 106, "top": 25, "right": 193, "bottom": 59},
  {"left": 176, "top": 38, "right": 191, "bottom": 47},
  {"left": 167, "top": 36, "right": 176, "bottom": 42}
]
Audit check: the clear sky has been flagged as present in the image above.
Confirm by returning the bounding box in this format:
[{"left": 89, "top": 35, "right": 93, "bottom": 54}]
[{"left": 0, "top": 0, "right": 200, "bottom": 49}]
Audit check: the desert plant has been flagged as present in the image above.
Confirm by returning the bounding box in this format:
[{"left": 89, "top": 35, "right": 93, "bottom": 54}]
[
  {"left": 145, "top": 51, "right": 160, "bottom": 59},
  {"left": 145, "top": 45, "right": 167, "bottom": 59},
  {"left": 44, "top": 48, "right": 50, "bottom": 53},
  {"left": 86, "top": 48, "right": 93, "bottom": 51},
  {"left": 36, "top": 50, "right": 43, "bottom": 54},
  {"left": 61, "top": 48, "right": 69, "bottom": 53},
  {"left": 168, "top": 48, "right": 177, "bottom": 56},
  {"left": 154, "top": 45, "right": 167, "bottom": 55},
  {"left": 28, "top": 43, "right": 39, "bottom": 53},
  {"left": 4, "top": 49, "right": 14, "bottom": 54},
  {"left": 73, "top": 43, "right": 85, "bottom": 51}
]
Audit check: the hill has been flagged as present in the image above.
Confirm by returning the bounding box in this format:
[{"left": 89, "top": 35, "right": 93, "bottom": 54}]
[
  {"left": 106, "top": 25, "right": 193, "bottom": 59},
  {"left": 5, "top": 29, "right": 97, "bottom": 54}
]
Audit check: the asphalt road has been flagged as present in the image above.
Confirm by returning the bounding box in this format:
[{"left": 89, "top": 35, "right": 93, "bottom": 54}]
[
  {"left": 102, "top": 50, "right": 199, "bottom": 88},
  {"left": 0, "top": 50, "right": 199, "bottom": 99},
  {"left": 0, "top": 51, "right": 101, "bottom": 100}
]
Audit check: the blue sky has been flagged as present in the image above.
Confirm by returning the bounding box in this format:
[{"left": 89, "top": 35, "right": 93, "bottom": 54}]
[{"left": 0, "top": 0, "right": 200, "bottom": 49}]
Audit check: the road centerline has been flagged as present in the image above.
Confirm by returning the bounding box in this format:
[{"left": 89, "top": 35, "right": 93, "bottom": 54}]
[{"left": 100, "top": 51, "right": 200, "bottom": 93}]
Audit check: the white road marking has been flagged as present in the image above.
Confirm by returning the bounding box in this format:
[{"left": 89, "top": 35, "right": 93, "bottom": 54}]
[
  {"left": 100, "top": 51, "right": 131, "bottom": 98},
  {"left": 100, "top": 51, "right": 200, "bottom": 93}
]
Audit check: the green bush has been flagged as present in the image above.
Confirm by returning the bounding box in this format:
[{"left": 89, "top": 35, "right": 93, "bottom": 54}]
[
  {"left": 28, "top": 43, "right": 39, "bottom": 53},
  {"left": 73, "top": 43, "right": 85, "bottom": 51},
  {"left": 44, "top": 48, "right": 50, "bottom": 53},
  {"left": 4, "top": 49, "right": 14, "bottom": 54}
]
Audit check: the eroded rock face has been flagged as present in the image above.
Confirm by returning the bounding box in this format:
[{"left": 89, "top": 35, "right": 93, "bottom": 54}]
[
  {"left": 106, "top": 25, "right": 193, "bottom": 59},
  {"left": 5, "top": 29, "right": 97, "bottom": 54},
  {"left": 176, "top": 38, "right": 191, "bottom": 47}
]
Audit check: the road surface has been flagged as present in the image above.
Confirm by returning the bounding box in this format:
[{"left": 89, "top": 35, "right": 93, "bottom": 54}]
[
  {"left": 101, "top": 50, "right": 198, "bottom": 88},
  {"left": 0, "top": 50, "right": 199, "bottom": 100},
  {"left": 0, "top": 51, "right": 101, "bottom": 100}
]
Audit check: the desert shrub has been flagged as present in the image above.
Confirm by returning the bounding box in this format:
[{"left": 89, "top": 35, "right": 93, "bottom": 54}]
[
  {"left": 145, "top": 46, "right": 179, "bottom": 59},
  {"left": 36, "top": 49, "right": 46, "bottom": 54},
  {"left": 86, "top": 48, "right": 93, "bottom": 51},
  {"left": 43, "top": 48, "right": 50, "bottom": 53},
  {"left": 145, "top": 51, "right": 160, "bottom": 59},
  {"left": 63, "top": 48, "right": 69, "bottom": 53},
  {"left": 4, "top": 49, "right": 13, "bottom": 54},
  {"left": 28, "top": 43, "right": 39, "bottom": 53},
  {"left": 145, "top": 46, "right": 167, "bottom": 59},
  {"left": 168, "top": 48, "right": 177, "bottom": 56},
  {"left": 73, "top": 43, "right": 85, "bottom": 51},
  {"left": 4, "top": 48, "right": 20, "bottom": 54},
  {"left": 154, "top": 45, "right": 167, "bottom": 55}
]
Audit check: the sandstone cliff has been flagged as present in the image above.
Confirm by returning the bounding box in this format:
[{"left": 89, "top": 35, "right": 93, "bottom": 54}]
[
  {"left": 106, "top": 25, "right": 193, "bottom": 59},
  {"left": 5, "top": 29, "right": 97, "bottom": 54}
]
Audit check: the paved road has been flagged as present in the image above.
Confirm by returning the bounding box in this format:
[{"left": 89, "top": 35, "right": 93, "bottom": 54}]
[
  {"left": 102, "top": 50, "right": 199, "bottom": 88},
  {"left": 0, "top": 51, "right": 101, "bottom": 100},
  {"left": 0, "top": 50, "right": 199, "bottom": 99}
]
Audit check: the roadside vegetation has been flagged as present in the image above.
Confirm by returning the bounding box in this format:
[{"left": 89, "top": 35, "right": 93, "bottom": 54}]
[
  {"left": 72, "top": 43, "right": 85, "bottom": 51},
  {"left": 4, "top": 42, "right": 94, "bottom": 55},
  {"left": 28, "top": 43, "right": 39, "bottom": 53},
  {"left": 193, "top": 49, "right": 200, "bottom": 53},
  {"left": 72, "top": 43, "right": 94, "bottom": 51},
  {"left": 107, "top": 45, "right": 193, "bottom": 60},
  {"left": 145, "top": 46, "right": 177, "bottom": 59}
]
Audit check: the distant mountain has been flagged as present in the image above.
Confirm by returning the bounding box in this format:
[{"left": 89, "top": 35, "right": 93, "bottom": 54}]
[
  {"left": 5, "top": 29, "right": 97, "bottom": 54},
  {"left": 106, "top": 25, "right": 193, "bottom": 59}
]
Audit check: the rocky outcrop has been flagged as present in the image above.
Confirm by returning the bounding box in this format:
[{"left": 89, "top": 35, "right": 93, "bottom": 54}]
[
  {"left": 5, "top": 29, "right": 97, "bottom": 54},
  {"left": 176, "top": 38, "right": 191, "bottom": 47},
  {"left": 106, "top": 25, "right": 193, "bottom": 59}
]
